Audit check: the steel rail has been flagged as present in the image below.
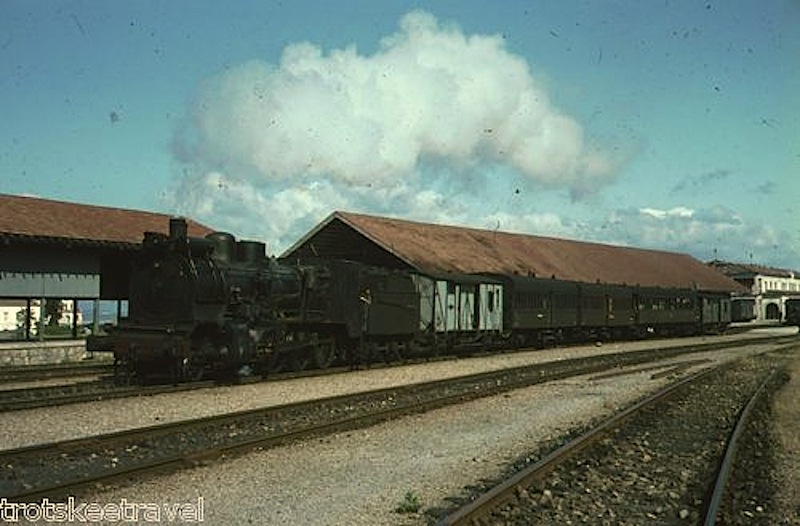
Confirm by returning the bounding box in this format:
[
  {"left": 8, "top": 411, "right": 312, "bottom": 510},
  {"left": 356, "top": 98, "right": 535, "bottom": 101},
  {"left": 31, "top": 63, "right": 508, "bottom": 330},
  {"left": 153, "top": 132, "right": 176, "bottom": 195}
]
[
  {"left": 5, "top": 338, "right": 794, "bottom": 505},
  {"left": 0, "top": 362, "right": 114, "bottom": 383},
  {"left": 0, "top": 332, "right": 791, "bottom": 412},
  {"left": 0, "top": 379, "right": 216, "bottom": 412},
  {"left": 2, "top": 339, "right": 751, "bottom": 502},
  {"left": 0, "top": 358, "right": 607, "bottom": 501},
  {"left": 6, "top": 385, "right": 504, "bottom": 503},
  {"left": 702, "top": 369, "right": 778, "bottom": 526},
  {"left": 438, "top": 366, "right": 721, "bottom": 526}
]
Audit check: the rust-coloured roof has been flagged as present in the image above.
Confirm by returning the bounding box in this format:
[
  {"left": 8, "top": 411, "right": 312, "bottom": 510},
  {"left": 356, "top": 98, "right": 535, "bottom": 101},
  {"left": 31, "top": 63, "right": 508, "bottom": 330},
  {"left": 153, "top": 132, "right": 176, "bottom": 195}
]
[
  {"left": 0, "top": 193, "right": 214, "bottom": 246},
  {"left": 286, "top": 211, "right": 746, "bottom": 293}
]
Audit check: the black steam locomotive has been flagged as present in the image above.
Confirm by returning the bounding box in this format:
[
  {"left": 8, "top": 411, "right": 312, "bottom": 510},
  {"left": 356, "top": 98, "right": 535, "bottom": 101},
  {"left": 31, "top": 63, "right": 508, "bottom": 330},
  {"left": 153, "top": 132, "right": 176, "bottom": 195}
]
[
  {"left": 103, "top": 218, "right": 419, "bottom": 381},
  {"left": 99, "top": 219, "right": 732, "bottom": 383}
]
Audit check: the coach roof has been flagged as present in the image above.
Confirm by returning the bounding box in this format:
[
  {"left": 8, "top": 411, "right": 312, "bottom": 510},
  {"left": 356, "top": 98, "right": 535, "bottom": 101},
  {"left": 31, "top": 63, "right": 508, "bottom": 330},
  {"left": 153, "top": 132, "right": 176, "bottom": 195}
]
[{"left": 283, "top": 211, "right": 745, "bottom": 293}]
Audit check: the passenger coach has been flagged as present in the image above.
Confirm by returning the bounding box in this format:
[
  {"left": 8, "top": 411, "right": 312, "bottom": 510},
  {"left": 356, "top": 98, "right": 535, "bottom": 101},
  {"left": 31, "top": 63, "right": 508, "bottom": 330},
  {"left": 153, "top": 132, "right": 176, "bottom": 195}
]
[{"left": 494, "top": 275, "right": 731, "bottom": 348}]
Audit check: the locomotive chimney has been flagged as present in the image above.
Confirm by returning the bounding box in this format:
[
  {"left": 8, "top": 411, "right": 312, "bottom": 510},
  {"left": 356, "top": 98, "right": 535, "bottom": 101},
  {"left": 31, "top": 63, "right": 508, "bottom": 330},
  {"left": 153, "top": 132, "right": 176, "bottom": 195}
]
[{"left": 169, "top": 217, "right": 188, "bottom": 240}]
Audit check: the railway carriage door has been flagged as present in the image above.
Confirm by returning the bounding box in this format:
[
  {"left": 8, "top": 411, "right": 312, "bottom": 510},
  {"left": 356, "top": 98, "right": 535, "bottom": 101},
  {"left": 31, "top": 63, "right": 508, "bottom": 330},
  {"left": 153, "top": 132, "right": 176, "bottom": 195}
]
[
  {"left": 435, "top": 279, "right": 457, "bottom": 332},
  {"left": 702, "top": 297, "right": 714, "bottom": 324},
  {"left": 477, "top": 284, "right": 486, "bottom": 330},
  {"left": 478, "top": 283, "right": 504, "bottom": 332},
  {"left": 721, "top": 297, "right": 731, "bottom": 323},
  {"left": 413, "top": 275, "right": 436, "bottom": 333},
  {"left": 458, "top": 284, "right": 477, "bottom": 331},
  {"left": 606, "top": 295, "right": 614, "bottom": 324},
  {"left": 473, "top": 284, "right": 481, "bottom": 330},
  {"left": 545, "top": 291, "right": 553, "bottom": 326}
]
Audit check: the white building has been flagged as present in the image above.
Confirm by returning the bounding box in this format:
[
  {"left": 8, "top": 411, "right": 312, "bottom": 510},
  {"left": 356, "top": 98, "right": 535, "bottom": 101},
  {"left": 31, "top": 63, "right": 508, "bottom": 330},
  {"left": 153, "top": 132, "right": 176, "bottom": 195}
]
[{"left": 709, "top": 261, "right": 800, "bottom": 322}]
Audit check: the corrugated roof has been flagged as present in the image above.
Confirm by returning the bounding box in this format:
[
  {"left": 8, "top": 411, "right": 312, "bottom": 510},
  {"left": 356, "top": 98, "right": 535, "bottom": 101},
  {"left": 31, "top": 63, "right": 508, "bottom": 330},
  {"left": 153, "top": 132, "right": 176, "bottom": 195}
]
[
  {"left": 0, "top": 193, "right": 214, "bottom": 246},
  {"left": 284, "top": 211, "right": 746, "bottom": 293}
]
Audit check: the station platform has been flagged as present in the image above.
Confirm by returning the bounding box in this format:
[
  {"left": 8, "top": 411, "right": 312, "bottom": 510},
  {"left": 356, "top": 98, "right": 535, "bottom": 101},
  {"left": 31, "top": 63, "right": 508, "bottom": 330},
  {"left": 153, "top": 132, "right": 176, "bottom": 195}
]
[{"left": 0, "top": 340, "right": 112, "bottom": 367}]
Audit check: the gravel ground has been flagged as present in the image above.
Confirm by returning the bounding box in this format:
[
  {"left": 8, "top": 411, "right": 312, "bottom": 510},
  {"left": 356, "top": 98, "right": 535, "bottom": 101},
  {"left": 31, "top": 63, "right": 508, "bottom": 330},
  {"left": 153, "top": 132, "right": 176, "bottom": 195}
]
[
  {"left": 771, "top": 353, "right": 800, "bottom": 523},
  {"left": 77, "top": 368, "right": 677, "bottom": 525},
  {"left": 479, "top": 353, "right": 788, "bottom": 525},
  {"left": 0, "top": 329, "right": 789, "bottom": 452},
  {"left": 58, "top": 338, "right": 792, "bottom": 525}
]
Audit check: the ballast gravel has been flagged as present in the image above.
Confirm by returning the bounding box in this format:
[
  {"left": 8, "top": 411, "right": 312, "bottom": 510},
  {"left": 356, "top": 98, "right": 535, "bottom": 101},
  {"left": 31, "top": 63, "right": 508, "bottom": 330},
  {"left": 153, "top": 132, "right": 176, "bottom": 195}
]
[
  {"left": 75, "top": 336, "right": 795, "bottom": 525},
  {"left": 0, "top": 328, "right": 787, "bottom": 452},
  {"left": 483, "top": 354, "right": 788, "bottom": 525},
  {"left": 0, "top": 327, "right": 794, "bottom": 526},
  {"left": 771, "top": 354, "right": 800, "bottom": 524},
  {"left": 80, "top": 368, "right": 676, "bottom": 525}
]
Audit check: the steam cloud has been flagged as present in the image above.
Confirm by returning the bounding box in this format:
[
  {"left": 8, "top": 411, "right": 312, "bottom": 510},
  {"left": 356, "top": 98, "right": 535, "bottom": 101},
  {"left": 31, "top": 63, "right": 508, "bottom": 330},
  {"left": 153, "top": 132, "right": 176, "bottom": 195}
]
[{"left": 171, "top": 10, "right": 618, "bottom": 251}]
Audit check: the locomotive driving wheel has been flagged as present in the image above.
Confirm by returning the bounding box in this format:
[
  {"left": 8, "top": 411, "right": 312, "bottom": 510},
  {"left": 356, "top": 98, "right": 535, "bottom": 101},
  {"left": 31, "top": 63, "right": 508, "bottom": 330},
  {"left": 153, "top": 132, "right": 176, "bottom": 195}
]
[
  {"left": 178, "top": 357, "right": 205, "bottom": 383},
  {"left": 289, "top": 353, "right": 309, "bottom": 372},
  {"left": 385, "top": 341, "right": 405, "bottom": 363},
  {"left": 313, "top": 341, "right": 336, "bottom": 369}
]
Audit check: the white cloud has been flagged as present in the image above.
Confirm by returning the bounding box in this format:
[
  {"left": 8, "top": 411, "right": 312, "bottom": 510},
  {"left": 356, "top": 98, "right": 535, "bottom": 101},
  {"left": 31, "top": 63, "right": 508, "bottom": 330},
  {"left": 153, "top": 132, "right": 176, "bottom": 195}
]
[
  {"left": 169, "top": 9, "right": 619, "bottom": 247},
  {"left": 164, "top": 11, "right": 799, "bottom": 269},
  {"left": 638, "top": 206, "right": 694, "bottom": 219},
  {"left": 600, "top": 205, "right": 781, "bottom": 262}
]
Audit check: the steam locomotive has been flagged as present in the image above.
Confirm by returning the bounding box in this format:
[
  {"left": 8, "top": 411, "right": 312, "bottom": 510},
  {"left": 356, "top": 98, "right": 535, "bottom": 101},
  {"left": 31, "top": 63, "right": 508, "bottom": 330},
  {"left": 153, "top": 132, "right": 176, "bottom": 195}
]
[
  {"left": 98, "top": 218, "right": 732, "bottom": 383},
  {"left": 98, "top": 218, "right": 420, "bottom": 382}
]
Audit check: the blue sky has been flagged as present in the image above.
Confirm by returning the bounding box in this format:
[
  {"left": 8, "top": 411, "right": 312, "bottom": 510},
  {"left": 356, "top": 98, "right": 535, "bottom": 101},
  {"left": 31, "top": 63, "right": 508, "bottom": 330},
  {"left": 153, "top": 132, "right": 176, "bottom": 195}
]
[{"left": 2, "top": 1, "right": 798, "bottom": 269}]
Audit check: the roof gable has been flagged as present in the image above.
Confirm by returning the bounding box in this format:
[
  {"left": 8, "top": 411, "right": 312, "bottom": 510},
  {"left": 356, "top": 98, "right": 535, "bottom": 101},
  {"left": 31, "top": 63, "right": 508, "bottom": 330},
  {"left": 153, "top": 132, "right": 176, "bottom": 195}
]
[{"left": 285, "top": 211, "right": 745, "bottom": 293}]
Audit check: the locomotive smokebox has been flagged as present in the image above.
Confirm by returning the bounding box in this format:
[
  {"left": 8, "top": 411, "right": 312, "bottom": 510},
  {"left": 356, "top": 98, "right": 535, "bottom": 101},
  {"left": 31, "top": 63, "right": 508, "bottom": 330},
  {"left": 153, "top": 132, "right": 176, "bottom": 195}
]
[{"left": 169, "top": 217, "right": 188, "bottom": 240}]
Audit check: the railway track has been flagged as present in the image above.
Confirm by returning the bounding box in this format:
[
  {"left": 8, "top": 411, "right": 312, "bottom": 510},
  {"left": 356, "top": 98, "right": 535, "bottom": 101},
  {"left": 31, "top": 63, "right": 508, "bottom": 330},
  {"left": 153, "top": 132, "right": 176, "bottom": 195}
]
[
  {"left": 0, "top": 332, "right": 792, "bottom": 412},
  {"left": 0, "top": 379, "right": 215, "bottom": 412},
  {"left": 703, "top": 370, "right": 776, "bottom": 525},
  {"left": 438, "top": 348, "right": 791, "bottom": 525},
  {"left": 2, "top": 337, "right": 794, "bottom": 503},
  {"left": 0, "top": 349, "right": 643, "bottom": 501},
  {"left": 0, "top": 364, "right": 352, "bottom": 412},
  {"left": 0, "top": 361, "right": 114, "bottom": 383}
]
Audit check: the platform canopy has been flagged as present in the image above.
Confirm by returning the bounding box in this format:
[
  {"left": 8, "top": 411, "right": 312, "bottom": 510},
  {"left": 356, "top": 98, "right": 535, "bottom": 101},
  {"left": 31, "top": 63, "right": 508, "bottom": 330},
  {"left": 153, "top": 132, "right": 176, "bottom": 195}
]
[{"left": 0, "top": 194, "right": 213, "bottom": 299}]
